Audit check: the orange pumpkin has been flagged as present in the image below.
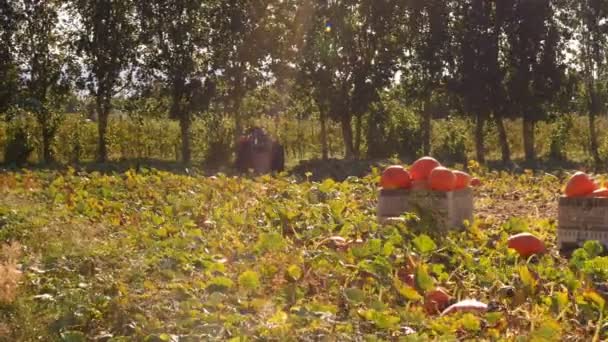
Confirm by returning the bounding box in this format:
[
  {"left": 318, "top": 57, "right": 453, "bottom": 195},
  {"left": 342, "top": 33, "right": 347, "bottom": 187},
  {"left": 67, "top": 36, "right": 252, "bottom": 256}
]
[
  {"left": 591, "top": 188, "right": 608, "bottom": 198},
  {"left": 565, "top": 172, "right": 598, "bottom": 197},
  {"left": 424, "top": 287, "right": 452, "bottom": 314},
  {"left": 453, "top": 171, "right": 472, "bottom": 190},
  {"left": 428, "top": 167, "right": 456, "bottom": 192},
  {"left": 380, "top": 165, "right": 412, "bottom": 190},
  {"left": 409, "top": 157, "right": 441, "bottom": 181},
  {"left": 507, "top": 233, "right": 545, "bottom": 258}
]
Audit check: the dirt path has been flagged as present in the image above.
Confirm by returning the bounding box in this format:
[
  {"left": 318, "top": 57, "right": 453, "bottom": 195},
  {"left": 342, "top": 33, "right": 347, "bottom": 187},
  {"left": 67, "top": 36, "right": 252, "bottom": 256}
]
[{"left": 475, "top": 189, "right": 558, "bottom": 223}]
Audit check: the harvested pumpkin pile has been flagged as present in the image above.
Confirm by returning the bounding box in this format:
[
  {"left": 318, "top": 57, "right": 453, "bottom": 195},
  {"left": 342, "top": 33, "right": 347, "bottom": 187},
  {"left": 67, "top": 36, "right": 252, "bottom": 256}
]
[
  {"left": 558, "top": 171, "right": 608, "bottom": 251},
  {"left": 377, "top": 157, "right": 478, "bottom": 227},
  {"left": 379, "top": 156, "right": 479, "bottom": 192}
]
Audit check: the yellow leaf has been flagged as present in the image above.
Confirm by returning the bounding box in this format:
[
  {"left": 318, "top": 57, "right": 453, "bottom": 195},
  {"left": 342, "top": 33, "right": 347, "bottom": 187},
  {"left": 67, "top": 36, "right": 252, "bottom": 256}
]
[{"left": 393, "top": 277, "right": 422, "bottom": 302}]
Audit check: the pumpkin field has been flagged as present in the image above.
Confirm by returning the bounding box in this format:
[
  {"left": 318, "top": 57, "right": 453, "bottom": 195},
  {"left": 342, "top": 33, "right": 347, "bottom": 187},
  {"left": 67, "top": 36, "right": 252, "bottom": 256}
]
[{"left": 1, "top": 162, "right": 608, "bottom": 342}]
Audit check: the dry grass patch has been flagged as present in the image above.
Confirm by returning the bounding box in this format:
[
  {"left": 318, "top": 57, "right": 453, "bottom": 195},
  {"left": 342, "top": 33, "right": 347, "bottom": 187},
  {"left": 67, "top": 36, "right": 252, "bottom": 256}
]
[{"left": 0, "top": 242, "right": 23, "bottom": 304}]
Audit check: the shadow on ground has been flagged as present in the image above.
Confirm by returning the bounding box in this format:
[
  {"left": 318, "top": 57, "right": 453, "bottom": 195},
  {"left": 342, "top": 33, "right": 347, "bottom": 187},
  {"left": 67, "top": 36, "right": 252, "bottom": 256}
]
[
  {"left": 289, "top": 157, "right": 595, "bottom": 182},
  {"left": 0, "top": 156, "right": 597, "bottom": 181},
  {"left": 0, "top": 158, "right": 236, "bottom": 177}
]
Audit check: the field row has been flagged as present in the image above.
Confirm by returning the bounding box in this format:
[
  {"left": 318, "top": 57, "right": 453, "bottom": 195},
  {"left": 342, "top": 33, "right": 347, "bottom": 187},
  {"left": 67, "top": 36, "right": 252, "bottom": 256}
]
[{"left": 0, "top": 168, "right": 605, "bottom": 341}]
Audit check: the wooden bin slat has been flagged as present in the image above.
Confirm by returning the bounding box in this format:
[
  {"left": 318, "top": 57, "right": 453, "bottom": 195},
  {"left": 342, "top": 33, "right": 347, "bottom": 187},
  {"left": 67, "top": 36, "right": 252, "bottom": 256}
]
[
  {"left": 377, "top": 188, "right": 473, "bottom": 229},
  {"left": 558, "top": 196, "right": 608, "bottom": 249}
]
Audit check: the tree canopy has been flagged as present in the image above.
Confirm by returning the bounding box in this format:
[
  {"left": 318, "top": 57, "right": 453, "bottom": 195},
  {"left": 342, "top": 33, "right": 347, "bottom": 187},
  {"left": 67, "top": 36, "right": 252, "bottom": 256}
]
[{"left": 0, "top": 0, "right": 606, "bottom": 166}]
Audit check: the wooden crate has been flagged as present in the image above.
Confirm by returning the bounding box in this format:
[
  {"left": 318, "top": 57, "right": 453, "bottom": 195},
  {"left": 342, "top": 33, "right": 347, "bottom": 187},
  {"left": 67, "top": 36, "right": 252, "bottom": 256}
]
[
  {"left": 377, "top": 188, "right": 474, "bottom": 229},
  {"left": 557, "top": 196, "right": 608, "bottom": 250}
]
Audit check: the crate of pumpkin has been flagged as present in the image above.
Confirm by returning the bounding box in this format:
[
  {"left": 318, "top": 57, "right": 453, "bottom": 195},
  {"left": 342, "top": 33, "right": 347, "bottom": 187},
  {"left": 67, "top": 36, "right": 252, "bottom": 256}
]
[
  {"left": 377, "top": 157, "right": 477, "bottom": 229},
  {"left": 558, "top": 172, "right": 608, "bottom": 251}
]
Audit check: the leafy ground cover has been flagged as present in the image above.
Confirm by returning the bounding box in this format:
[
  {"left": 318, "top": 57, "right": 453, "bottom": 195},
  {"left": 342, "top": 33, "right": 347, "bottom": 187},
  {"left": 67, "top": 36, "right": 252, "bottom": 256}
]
[{"left": 1, "top": 164, "right": 608, "bottom": 341}]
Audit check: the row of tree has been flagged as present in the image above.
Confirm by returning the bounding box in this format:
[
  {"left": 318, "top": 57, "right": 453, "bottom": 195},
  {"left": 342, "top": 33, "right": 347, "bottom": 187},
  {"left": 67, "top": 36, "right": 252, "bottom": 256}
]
[{"left": 0, "top": 0, "right": 607, "bottom": 165}]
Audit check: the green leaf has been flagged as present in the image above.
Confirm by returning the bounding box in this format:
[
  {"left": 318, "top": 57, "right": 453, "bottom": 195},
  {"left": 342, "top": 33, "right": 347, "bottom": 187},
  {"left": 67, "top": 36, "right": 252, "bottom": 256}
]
[
  {"left": 518, "top": 265, "right": 537, "bottom": 290},
  {"left": 412, "top": 234, "right": 437, "bottom": 254},
  {"left": 393, "top": 277, "right": 422, "bottom": 302},
  {"left": 414, "top": 264, "right": 435, "bottom": 292},
  {"left": 319, "top": 179, "right": 336, "bottom": 193},
  {"left": 269, "top": 310, "right": 289, "bottom": 324},
  {"left": 359, "top": 309, "right": 400, "bottom": 330},
  {"left": 553, "top": 291, "right": 569, "bottom": 313},
  {"left": 529, "top": 317, "right": 562, "bottom": 341},
  {"left": 286, "top": 265, "right": 302, "bottom": 281},
  {"left": 156, "top": 227, "right": 168, "bottom": 238},
  {"left": 582, "top": 257, "right": 608, "bottom": 281},
  {"left": 367, "top": 239, "right": 384, "bottom": 255},
  {"left": 583, "top": 290, "right": 605, "bottom": 310},
  {"left": 485, "top": 312, "right": 503, "bottom": 325},
  {"left": 206, "top": 276, "right": 234, "bottom": 292},
  {"left": 583, "top": 240, "right": 604, "bottom": 258},
  {"left": 227, "top": 337, "right": 249, "bottom": 342},
  {"left": 151, "top": 213, "right": 164, "bottom": 226},
  {"left": 60, "top": 331, "right": 86, "bottom": 342},
  {"left": 460, "top": 313, "right": 481, "bottom": 332},
  {"left": 238, "top": 270, "right": 260, "bottom": 291},
  {"left": 344, "top": 287, "right": 366, "bottom": 303},
  {"left": 307, "top": 302, "right": 338, "bottom": 314},
  {"left": 570, "top": 248, "right": 590, "bottom": 270},
  {"left": 382, "top": 241, "right": 395, "bottom": 256},
  {"left": 371, "top": 310, "right": 400, "bottom": 330},
  {"left": 255, "top": 232, "right": 286, "bottom": 253}
]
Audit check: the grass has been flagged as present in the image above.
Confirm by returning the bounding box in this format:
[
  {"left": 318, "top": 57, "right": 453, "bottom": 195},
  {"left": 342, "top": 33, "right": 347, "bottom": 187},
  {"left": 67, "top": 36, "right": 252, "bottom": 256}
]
[{"left": 0, "top": 164, "right": 607, "bottom": 341}]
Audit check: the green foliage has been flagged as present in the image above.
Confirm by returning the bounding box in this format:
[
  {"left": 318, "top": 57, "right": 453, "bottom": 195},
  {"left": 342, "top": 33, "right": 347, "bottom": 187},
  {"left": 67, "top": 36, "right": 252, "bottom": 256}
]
[
  {"left": 549, "top": 114, "right": 574, "bottom": 161},
  {"left": 366, "top": 93, "right": 423, "bottom": 160},
  {"left": 3, "top": 112, "right": 36, "bottom": 166},
  {"left": 0, "top": 168, "right": 606, "bottom": 340},
  {"left": 255, "top": 232, "right": 286, "bottom": 254},
  {"left": 194, "top": 113, "right": 234, "bottom": 167},
  {"left": 433, "top": 116, "right": 469, "bottom": 164},
  {"left": 570, "top": 241, "right": 608, "bottom": 282},
  {"left": 412, "top": 234, "right": 436, "bottom": 255},
  {"left": 238, "top": 270, "right": 261, "bottom": 292},
  {"left": 55, "top": 114, "right": 97, "bottom": 163}
]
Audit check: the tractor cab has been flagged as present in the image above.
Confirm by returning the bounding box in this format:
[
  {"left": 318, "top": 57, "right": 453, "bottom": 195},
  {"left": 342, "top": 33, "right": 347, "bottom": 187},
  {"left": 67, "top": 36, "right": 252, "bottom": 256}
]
[{"left": 235, "top": 127, "right": 284, "bottom": 174}]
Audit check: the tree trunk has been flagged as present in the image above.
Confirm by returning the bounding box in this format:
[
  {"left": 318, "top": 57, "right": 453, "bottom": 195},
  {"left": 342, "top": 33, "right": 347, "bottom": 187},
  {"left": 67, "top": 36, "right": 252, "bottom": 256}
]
[
  {"left": 495, "top": 113, "right": 511, "bottom": 164},
  {"left": 179, "top": 113, "right": 191, "bottom": 165},
  {"left": 422, "top": 99, "right": 432, "bottom": 155},
  {"left": 341, "top": 115, "right": 355, "bottom": 160},
  {"left": 234, "top": 100, "right": 243, "bottom": 147},
  {"left": 96, "top": 99, "right": 109, "bottom": 163},
  {"left": 475, "top": 112, "right": 485, "bottom": 164},
  {"left": 523, "top": 117, "right": 536, "bottom": 163},
  {"left": 320, "top": 110, "right": 328, "bottom": 160},
  {"left": 42, "top": 126, "right": 53, "bottom": 164},
  {"left": 354, "top": 113, "right": 362, "bottom": 160},
  {"left": 36, "top": 110, "right": 54, "bottom": 164},
  {"left": 232, "top": 69, "right": 244, "bottom": 146},
  {"left": 170, "top": 77, "right": 190, "bottom": 164},
  {"left": 589, "top": 88, "right": 602, "bottom": 168}
]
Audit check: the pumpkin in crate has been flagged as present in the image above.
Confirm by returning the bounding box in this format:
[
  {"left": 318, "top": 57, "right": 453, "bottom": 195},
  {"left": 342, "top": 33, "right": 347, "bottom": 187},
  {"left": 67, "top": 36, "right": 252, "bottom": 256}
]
[
  {"left": 564, "top": 172, "right": 597, "bottom": 197},
  {"left": 410, "top": 157, "right": 441, "bottom": 181},
  {"left": 380, "top": 165, "right": 412, "bottom": 190},
  {"left": 428, "top": 167, "right": 456, "bottom": 192},
  {"left": 453, "top": 171, "right": 472, "bottom": 190}
]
